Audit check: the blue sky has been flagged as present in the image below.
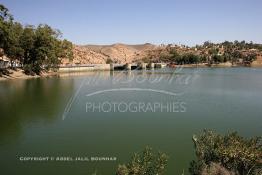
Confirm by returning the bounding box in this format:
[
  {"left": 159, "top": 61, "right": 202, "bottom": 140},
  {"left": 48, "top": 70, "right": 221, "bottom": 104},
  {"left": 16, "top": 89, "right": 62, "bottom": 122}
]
[{"left": 1, "top": 0, "right": 262, "bottom": 45}]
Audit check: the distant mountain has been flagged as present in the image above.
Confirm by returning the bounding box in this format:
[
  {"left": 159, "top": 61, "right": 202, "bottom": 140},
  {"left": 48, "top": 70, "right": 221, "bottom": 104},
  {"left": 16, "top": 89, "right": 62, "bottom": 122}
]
[{"left": 61, "top": 43, "right": 159, "bottom": 64}]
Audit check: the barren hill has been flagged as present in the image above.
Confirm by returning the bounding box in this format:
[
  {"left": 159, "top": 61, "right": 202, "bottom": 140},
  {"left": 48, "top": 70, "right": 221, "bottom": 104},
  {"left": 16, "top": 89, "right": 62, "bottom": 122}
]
[{"left": 61, "top": 43, "right": 159, "bottom": 65}]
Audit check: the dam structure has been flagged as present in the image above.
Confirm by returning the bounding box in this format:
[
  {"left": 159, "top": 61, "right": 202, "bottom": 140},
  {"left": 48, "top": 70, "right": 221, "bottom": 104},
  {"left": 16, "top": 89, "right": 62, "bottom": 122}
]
[{"left": 58, "top": 63, "right": 167, "bottom": 72}]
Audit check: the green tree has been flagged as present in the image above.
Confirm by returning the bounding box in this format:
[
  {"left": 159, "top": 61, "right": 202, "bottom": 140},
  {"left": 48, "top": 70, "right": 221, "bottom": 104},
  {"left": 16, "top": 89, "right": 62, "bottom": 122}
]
[
  {"left": 0, "top": 4, "right": 13, "bottom": 48},
  {"left": 1, "top": 4, "right": 74, "bottom": 74},
  {"left": 27, "top": 24, "right": 60, "bottom": 73},
  {"left": 20, "top": 25, "right": 35, "bottom": 65},
  {"left": 3, "top": 22, "right": 24, "bottom": 68},
  {"left": 0, "top": 4, "right": 13, "bottom": 21},
  {"left": 212, "top": 55, "right": 224, "bottom": 63},
  {"left": 59, "top": 39, "right": 73, "bottom": 61},
  {"left": 208, "top": 48, "right": 218, "bottom": 55}
]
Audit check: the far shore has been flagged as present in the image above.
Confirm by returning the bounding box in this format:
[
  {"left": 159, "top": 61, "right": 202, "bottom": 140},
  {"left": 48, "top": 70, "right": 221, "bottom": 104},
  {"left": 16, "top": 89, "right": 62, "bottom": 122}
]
[
  {"left": 177, "top": 62, "right": 262, "bottom": 68},
  {"left": 1, "top": 63, "right": 262, "bottom": 81}
]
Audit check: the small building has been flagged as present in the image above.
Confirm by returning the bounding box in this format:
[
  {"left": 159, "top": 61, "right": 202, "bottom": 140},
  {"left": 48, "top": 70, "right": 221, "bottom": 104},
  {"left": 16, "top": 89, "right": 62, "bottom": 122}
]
[
  {"left": 0, "top": 56, "right": 10, "bottom": 69},
  {"left": 0, "top": 59, "right": 10, "bottom": 69}
]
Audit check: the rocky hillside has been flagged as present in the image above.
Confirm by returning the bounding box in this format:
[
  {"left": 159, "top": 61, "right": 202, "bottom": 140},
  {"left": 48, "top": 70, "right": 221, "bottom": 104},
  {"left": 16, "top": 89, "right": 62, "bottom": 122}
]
[
  {"left": 61, "top": 43, "right": 159, "bottom": 65},
  {"left": 59, "top": 42, "right": 262, "bottom": 66},
  {"left": 251, "top": 55, "right": 262, "bottom": 67}
]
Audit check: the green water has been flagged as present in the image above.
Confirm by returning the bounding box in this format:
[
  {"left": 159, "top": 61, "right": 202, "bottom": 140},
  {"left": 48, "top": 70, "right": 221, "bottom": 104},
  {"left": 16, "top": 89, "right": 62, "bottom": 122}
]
[{"left": 0, "top": 68, "right": 261, "bottom": 175}]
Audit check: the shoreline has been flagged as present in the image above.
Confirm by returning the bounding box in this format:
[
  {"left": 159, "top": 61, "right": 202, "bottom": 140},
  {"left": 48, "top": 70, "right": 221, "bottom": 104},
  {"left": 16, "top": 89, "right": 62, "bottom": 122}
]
[
  {"left": 1, "top": 64, "right": 262, "bottom": 81},
  {"left": 176, "top": 62, "right": 262, "bottom": 68},
  {"left": 0, "top": 69, "right": 58, "bottom": 81}
]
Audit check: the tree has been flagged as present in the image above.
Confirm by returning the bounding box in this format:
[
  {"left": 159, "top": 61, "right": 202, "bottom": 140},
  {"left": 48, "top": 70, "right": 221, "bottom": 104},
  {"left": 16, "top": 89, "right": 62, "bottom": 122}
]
[
  {"left": 59, "top": 39, "right": 73, "bottom": 61},
  {"left": 208, "top": 48, "right": 218, "bottom": 55},
  {"left": 0, "top": 4, "right": 13, "bottom": 49},
  {"left": 25, "top": 24, "right": 62, "bottom": 73},
  {"left": 1, "top": 4, "right": 74, "bottom": 74},
  {"left": 244, "top": 53, "right": 257, "bottom": 63},
  {"left": 212, "top": 55, "right": 224, "bottom": 63},
  {"left": 188, "top": 54, "right": 200, "bottom": 64},
  {"left": 3, "top": 22, "right": 24, "bottom": 68},
  {"left": 20, "top": 25, "right": 35, "bottom": 65},
  {"left": 0, "top": 4, "right": 13, "bottom": 21},
  {"left": 203, "top": 41, "right": 213, "bottom": 48}
]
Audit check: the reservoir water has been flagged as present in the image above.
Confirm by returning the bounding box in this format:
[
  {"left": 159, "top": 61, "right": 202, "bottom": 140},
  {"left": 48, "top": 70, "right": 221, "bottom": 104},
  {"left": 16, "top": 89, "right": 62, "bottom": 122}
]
[{"left": 0, "top": 68, "right": 261, "bottom": 175}]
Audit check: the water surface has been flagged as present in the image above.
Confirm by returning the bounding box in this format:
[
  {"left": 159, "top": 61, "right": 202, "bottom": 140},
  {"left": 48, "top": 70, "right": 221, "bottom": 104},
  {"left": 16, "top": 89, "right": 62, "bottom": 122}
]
[{"left": 0, "top": 68, "right": 261, "bottom": 175}]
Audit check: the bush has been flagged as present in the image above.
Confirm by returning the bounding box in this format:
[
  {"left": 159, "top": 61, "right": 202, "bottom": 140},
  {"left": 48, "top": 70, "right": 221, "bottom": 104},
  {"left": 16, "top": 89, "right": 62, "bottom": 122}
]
[
  {"left": 106, "top": 58, "right": 113, "bottom": 64},
  {"left": 201, "top": 162, "right": 235, "bottom": 175},
  {"left": 116, "top": 147, "right": 168, "bottom": 175},
  {"left": 189, "top": 130, "right": 262, "bottom": 175},
  {"left": 23, "top": 64, "right": 38, "bottom": 75}
]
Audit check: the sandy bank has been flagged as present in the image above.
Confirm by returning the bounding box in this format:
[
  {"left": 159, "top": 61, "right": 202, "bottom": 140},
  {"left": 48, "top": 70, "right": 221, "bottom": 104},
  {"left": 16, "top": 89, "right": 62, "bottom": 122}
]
[{"left": 0, "top": 69, "right": 57, "bottom": 81}]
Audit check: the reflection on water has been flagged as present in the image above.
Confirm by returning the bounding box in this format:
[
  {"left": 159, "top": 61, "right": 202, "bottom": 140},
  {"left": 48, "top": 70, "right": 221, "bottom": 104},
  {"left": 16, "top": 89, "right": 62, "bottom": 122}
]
[
  {"left": 0, "top": 78, "right": 75, "bottom": 143},
  {"left": 0, "top": 68, "right": 262, "bottom": 175}
]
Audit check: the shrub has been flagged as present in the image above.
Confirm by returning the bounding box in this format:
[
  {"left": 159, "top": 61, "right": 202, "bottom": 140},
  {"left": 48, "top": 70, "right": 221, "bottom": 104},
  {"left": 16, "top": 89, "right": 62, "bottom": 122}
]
[
  {"left": 106, "top": 58, "right": 113, "bottom": 64},
  {"left": 116, "top": 147, "right": 168, "bottom": 175},
  {"left": 189, "top": 130, "right": 262, "bottom": 175}
]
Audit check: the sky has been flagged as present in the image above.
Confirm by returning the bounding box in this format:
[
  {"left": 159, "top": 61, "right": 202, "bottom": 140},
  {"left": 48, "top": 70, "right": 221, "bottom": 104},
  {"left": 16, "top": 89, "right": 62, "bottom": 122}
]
[{"left": 1, "top": 0, "right": 262, "bottom": 45}]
